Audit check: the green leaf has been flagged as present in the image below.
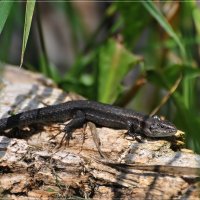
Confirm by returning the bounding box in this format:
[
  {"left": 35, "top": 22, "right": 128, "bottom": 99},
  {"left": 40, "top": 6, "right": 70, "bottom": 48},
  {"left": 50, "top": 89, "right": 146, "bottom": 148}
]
[
  {"left": 20, "top": 0, "right": 36, "bottom": 67},
  {"left": 141, "top": 1, "right": 186, "bottom": 60},
  {"left": 98, "top": 39, "right": 142, "bottom": 103},
  {"left": 0, "top": 1, "right": 13, "bottom": 35}
]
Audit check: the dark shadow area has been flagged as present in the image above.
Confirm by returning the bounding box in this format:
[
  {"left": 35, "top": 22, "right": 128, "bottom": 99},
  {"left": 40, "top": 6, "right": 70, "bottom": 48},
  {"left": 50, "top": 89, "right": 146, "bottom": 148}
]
[
  {"left": 180, "top": 184, "right": 198, "bottom": 200},
  {"left": 1, "top": 85, "right": 39, "bottom": 118},
  {"left": 23, "top": 86, "right": 53, "bottom": 111},
  {"left": 54, "top": 91, "right": 69, "bottom": 105}
]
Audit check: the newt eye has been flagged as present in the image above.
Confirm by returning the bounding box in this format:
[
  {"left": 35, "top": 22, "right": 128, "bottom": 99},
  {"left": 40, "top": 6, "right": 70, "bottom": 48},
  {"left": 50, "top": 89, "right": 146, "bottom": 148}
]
[{"left": 152, "top": 115, "right": 160, "bottom": 121}]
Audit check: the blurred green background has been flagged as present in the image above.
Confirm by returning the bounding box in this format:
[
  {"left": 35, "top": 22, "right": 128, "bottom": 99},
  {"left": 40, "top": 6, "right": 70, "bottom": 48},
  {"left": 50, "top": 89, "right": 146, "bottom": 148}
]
[{"left": 0, "top": 1, "right": 200, "bottom": 152}]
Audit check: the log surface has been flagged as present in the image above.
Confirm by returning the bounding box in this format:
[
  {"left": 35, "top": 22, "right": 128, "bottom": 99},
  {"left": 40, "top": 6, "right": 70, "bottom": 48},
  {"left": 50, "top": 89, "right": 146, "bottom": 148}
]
[{"left": 0, "top": 65, "right": 199, "bottom": 199}]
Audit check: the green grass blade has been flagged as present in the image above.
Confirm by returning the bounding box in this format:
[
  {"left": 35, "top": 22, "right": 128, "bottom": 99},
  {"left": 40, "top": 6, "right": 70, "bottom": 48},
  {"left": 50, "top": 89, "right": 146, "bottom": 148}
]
[
  {"left": 141, "top": 1, "right": 186, "bottom": 60},
  {"left": 20, "top": 0, "right": 36, "bottom": 67},
  {"left": 0, "top": 1, "right": 13, "bottom": 35},
  {"left": 98, "top": 39, "right": 142, "bottom": 104}
]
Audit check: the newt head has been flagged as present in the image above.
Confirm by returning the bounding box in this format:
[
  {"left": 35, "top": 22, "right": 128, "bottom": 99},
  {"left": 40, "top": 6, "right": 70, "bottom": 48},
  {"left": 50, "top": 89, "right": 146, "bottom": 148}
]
[{"left": 143, "top": 115, "right": 177, "bottom": 137}]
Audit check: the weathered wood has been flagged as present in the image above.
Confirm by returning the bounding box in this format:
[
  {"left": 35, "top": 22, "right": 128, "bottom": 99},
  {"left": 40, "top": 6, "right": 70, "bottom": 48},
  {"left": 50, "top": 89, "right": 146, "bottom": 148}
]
[{"left": 0, "top": 65, "right": 199, "bottom": 199}]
